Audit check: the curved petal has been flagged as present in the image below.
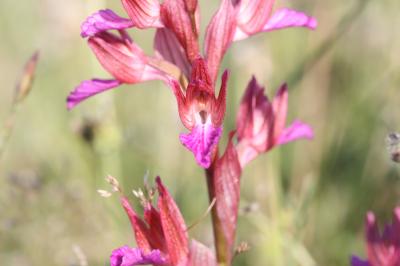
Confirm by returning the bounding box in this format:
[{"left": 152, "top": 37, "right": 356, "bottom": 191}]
[
  {"left": 81, "top": 9, "right": 134, "bottom": 38},
  {"left": 204, "top": 0, "right": 236, "bottom": 84},
  {"left": 154, "top": 28, "right": 191, "bottom": 78},
  {"left": 160, "top": 0, "right": 200, "bottom": 62},
  {"left": 234, "top": 8, "right": 317, "bottom": 41},
  {"left": 277, "top": 119, "right": 314, "bottom": 145},
  {"left": 88, "top": 32, "right": 169, "bottom": 84},
  {"left": 110, "top": 246, "right": 167, "bottom": 266},
  {"left": 263, "top": 8, "right": 317, "bottom": 32},
  {"left": 121, "top": 0, "right": 163, "bottom": 28},
  {"left": 156, "top": 177, "right": 189, "bottom": 266},
  {"left": 188, "top": 240, "right": 217, "bottom": 266},
  {"left": 67, "top": 79, "right": 121, "bottom": 110},
  {"left": 179, "top": 121, "right": 222, "bottom": 168}
]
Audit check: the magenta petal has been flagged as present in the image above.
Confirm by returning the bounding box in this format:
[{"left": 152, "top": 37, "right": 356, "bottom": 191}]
[
  {"left": 277, "top": 119, "right": 314, "bottom": 145},
  {"left": 263, "top": 8, "right": 317, "bottom": 32},
  {"left": 350, "top": 256, "right": 370, "bottom": 266},
  {"left": 179, "top": 123, "right": 222, "bottom": 168},
  {"left": 110, "top": 246, "right": 167, "bottom": 266},
  {"left": 81, "top": 9, "right": 134, "bottom": 38},
  {"left": 67, "top": 79, "right": 121, "bottom": 110}
]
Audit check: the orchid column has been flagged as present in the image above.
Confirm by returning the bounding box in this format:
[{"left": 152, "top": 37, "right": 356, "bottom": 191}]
[{"left": 68, "top": 0, "right": 317, "bottom": 265}]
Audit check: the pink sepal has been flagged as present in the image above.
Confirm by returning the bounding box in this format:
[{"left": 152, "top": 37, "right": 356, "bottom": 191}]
[
  {"left": 277, "top": 120, "right": 314, "bottom": 145},
  {"left": 81, "top": 9, "right": 134, "bottom": 38},
  {"left": 67, "top": 79, "right": 121, "bottom": 110}
]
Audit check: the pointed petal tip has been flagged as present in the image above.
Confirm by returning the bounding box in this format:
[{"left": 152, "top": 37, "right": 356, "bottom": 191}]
[
  {"left": 66, "top": 79, "right": 121, "bottom": 110},
  {"left": 155, "top": 176, "right": 163, "bottom": 190},
  {"left": 264, "top": 8, "right": 318, "bottom": 32},
  {"left": 221, "top": 69, "right": 230, "bottom": 82}
]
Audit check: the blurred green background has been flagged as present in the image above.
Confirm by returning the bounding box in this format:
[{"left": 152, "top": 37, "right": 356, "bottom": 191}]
[{"left": 1, "top": 0, "right": 400, "bottom": 265}]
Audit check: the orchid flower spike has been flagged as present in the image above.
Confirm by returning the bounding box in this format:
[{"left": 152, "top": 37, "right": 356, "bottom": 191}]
[{"left": 68, "top": 0, "right": 317, "bottom": 168}]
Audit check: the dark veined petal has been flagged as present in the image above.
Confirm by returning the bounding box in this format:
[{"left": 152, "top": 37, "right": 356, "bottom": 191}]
[
  {"left": 154, "top": 28, "right": 191, "bottom": 78},
  {"left": 180, "top": 122, "right": 222, "bottom": 168},
  {"left": 88, "top": 32, "right": 169, "bottom": 84},
  {"left": 121, "top": 0, "right": 163, "bottom": 28},
  {"left": 160, "top": 0, "right": 200, "bottom": 62},
  {"left": 110, "top": 246, "right": 167, "bottom": 266},
  {"left": 204, "top": 0, "right": 236, "bottom": 84},
  {"left": 80, "top": 9, "right": 134, "bottom": 38},
  {"left": 234, "top": 0, "right": 274, "bottom": 39},
  {"left": 67, "top": 79, "right": 121, "bottom": 110},
  {"left": 190, "top": 57, "right": 212, "bottom": 89},
  {"left": 236, "top": 77, "right": 313, "bottom": 166},
  {"left": 156, "top": 177, "right": 190, "bottom": 266},
  {"left": 235, "top": 77, "right": 274, "bottom": 159}
]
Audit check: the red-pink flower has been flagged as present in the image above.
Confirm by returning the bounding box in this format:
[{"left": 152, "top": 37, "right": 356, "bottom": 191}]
[
  {"left": 111, "top": 176, "right": 216, "bottom": 266},
  {"left": 171, "top": 58, "right": 228, "bottom": 168},
  {"left": 235, "top": 77, "right": 313, "bottom": 167},
  {"left": 351, "top": 208, "right": 400, "bottom": 266}
]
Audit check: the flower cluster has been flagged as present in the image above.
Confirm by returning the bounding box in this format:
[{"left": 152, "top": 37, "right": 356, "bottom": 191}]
[
  {"left": 71, "top": 0, "right": 318, "bottom": 265},
  {"left": 68, "top": 0, "right": 316, "bottom": 169}
]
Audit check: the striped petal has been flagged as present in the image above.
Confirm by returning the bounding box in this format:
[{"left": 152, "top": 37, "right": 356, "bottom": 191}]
[
  {"left": 80, "top": 9, "right": 134, "bottom": 38},
  {"left": 67, "top": 79, "right": 121, "bottom": 110}
]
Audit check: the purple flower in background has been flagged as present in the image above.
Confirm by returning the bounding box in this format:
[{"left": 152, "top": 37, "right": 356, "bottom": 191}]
[
  {"left": 351, "top": 207, "right": 400, "bottom": 266},
  {"left": 110, "top": 246, "right": 166, "bottom": 266}
]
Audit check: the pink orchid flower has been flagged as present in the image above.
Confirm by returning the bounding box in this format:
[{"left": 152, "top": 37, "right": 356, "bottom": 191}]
[
  {"left": 111, "top": 176, "right": 216, "bottom": 266},
  {"left": 235, "top": 77, "right": 313, "bottom": 168},
  {"left": 351, "top": 208, "right": 400, "bottom": 266},
  {"left": 171, "top": 58, "right": 228, "bottom": 168},
  {"left": 68, "top": 0, "right": 316, "bottom": 168}
]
